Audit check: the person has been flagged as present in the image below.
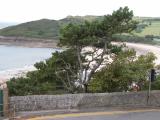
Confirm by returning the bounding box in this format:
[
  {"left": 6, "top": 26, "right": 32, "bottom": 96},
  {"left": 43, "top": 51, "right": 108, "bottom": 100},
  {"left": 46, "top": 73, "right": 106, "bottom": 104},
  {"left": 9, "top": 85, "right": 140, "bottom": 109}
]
[{"left": 132, "top": 82, "right": 140, "bottom": 92}]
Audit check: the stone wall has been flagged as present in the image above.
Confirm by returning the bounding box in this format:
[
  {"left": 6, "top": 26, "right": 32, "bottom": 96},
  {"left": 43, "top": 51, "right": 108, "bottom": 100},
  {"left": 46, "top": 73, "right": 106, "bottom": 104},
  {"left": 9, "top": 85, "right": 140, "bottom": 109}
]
[{"left": 10, "top": 91, "right": 160, "bottom": 112}]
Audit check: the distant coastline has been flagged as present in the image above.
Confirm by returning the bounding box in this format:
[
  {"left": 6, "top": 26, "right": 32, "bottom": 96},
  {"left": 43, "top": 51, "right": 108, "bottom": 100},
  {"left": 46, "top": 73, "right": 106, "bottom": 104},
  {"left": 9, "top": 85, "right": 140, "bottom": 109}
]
[{"left": 0, "top": 36, "right": 59, "bottom": 48}]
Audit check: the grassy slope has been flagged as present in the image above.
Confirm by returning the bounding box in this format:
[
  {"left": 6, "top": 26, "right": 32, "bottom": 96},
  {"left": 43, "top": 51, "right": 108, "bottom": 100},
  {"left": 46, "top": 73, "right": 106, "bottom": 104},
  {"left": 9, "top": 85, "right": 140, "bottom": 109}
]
[
  {"left": 0, "top": 16, "right": 159, "bottom": 40},
  {"left": 0, "top": 19, "right": 60, "bottom": 39},
  {"left": 0, "top": 16, "right": 100, "bottom": 40},
  {"left": 137, "top": 21, "right": 160, "bottom": 36}
]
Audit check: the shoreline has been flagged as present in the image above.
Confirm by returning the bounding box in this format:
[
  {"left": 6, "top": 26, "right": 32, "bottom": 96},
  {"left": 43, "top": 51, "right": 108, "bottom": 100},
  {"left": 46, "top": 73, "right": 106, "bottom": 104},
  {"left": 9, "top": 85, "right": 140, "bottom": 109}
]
[
  {"left": 0, "top": 65, "right": 37, "bottom": 89},
  {"left": 0, "top": 36, "right": 59, "bottom": 48},
  {"left": 0, "top": 36, "right": 59, "bottom": 87},
  {"left": 0, "top": 65, "right": 36, "bottom": 79},
  {"left": 0, "top": 36, "right": 60, "bottom": 89},
  {"left": 113, "top": 42, "right": 160, "bottom": 65},
  {"left": 0, "top": 36, "right": 62, "bottom": 86}
]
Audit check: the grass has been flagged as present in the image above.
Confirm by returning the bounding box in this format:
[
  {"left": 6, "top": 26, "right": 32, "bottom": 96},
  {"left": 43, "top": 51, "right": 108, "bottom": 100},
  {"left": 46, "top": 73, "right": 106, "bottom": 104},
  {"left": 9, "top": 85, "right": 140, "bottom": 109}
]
[
  {"left": 134, "top": 21, "right": 160, "bottom": 37},
  {"left": 0, "top": 16, "right": 160, "bottom": 42},
  {"left": 0, "top": 16, "right": 99, "bottom": 40}
]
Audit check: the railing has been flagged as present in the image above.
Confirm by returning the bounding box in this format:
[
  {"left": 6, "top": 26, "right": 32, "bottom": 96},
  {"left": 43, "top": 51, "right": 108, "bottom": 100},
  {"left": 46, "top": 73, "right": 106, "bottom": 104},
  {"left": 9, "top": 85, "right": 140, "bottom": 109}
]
[
  {"left": 0, "top": 87, "right": 17, "bottom": 120},
  {"left": 0, "top": 103, "right": 16, "bottom": 120}
]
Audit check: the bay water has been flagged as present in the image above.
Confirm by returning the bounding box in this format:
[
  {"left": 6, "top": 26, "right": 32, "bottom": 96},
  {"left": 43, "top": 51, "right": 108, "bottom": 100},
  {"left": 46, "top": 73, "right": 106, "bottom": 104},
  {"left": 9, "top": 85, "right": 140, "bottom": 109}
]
[{"left": 0, "top": 45, "right": 57, "bottom": 71}]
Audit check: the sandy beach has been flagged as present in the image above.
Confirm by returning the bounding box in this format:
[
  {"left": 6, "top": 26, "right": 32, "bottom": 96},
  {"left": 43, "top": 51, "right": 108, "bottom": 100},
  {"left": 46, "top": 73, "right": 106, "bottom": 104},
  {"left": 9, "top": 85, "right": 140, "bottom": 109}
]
[
  {"left": 0, "top": 65, "right": 36, "bottom": 89},
  {"left": 112, "top": 42, "right": 160, "bottom": 65},
  {"left": 0, "top": 65, "right": 36, "bottom": 79},
  {"left": 125, "top": 42, "right": 160, "bottom": 65}
]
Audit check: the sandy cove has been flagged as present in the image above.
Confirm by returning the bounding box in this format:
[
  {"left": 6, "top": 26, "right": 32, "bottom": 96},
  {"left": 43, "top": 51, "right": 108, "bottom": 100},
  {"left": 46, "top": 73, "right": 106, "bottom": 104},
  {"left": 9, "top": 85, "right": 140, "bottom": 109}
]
[
  {"left": 125, "top": 42, "right": 160, "bottom": 65},
  {"left": 0, "top": 66, "right": 36, "bottom": 89}
]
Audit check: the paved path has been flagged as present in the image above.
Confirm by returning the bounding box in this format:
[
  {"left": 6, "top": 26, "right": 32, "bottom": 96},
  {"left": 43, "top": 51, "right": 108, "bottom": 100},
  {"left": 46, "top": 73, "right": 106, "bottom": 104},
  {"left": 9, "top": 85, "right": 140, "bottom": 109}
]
[{"left": 27, "top": 109, "right": 160, "bottom": 120}]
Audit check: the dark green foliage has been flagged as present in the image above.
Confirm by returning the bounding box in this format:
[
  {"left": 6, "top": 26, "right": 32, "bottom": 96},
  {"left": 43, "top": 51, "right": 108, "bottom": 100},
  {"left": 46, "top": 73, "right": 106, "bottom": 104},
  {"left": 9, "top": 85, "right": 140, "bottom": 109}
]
[
  {"left": 7, "top": 49, "right": 78, "bottom": 96},
  {"left": 101, "top": 7, "right": 137, "bottom": 36},
  {"left": 149, "top": 74, "right": 160, "bottom": 90},
  {"left": 60, "top": 21, "right": 101, "bottom": 47},
  {"left": 135, "top": 23, "right": 148, "bottom": 33},
  {"left": 59, "top": 7, "right": 138, "bottom": 93},
  {"left": 89, "top": 50, "right": 156, "bottom": 93},
  {"left": 113, "top": 34, "right": 153, "bottom": 43},
  {"left": 60, "top": 7, "right": 137, "bottom": 47}
]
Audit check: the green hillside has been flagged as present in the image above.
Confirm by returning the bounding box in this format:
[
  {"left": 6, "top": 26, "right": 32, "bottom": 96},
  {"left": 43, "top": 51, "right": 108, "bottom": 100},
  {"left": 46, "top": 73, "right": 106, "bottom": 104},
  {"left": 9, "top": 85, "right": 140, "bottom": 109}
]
[
  {"left": 135, "top": 21, "right": 160, "bottom": 37},
  {"left": 0, "top": 16, "right": 159, "bottom": 40},
  {"left": 0, "top": 16, "right": 100, "bottom": 39},
  {"left": 134, "top": 17, "right": 160, "bottom": 37},
  {"left": 0, "top": 19, "right": 60, "bottom": 39}
]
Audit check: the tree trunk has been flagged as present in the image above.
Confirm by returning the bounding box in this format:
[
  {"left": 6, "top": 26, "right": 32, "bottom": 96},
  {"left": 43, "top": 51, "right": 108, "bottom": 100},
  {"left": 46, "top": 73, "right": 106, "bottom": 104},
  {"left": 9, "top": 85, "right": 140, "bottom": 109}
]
[{"left": 84, "top": 84, "right": 88, "bottom": 93}]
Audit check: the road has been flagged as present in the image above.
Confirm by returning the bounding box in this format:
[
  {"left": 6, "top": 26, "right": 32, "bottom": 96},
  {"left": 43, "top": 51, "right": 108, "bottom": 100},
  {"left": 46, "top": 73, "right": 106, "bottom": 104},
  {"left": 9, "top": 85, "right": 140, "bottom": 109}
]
[{"left": 28, "top": 109, "right": 160, "bottom": 120}]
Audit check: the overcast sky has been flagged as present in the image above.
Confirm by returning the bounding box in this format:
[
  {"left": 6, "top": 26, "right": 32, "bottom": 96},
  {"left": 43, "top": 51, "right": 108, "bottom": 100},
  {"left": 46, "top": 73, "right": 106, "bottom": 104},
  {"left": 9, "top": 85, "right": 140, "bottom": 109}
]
[{"left": 0, "top": 0, "right": 160, "bottom": 23}]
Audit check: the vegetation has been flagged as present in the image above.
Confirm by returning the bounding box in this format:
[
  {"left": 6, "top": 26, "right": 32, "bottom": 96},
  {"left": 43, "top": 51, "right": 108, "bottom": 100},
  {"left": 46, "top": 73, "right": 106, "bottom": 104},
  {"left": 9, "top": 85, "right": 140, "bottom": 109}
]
[
  {"left": 0, "top": 13, "right": 160, "bottom": 44},
  {"left": 7, "top": 7, "right": 158, "bottom": 96},
  {"left": 112, "top": 34, "right": 154, "bottom": 44},
  {"left": 59, "top": 6, "right": 137, "bottom": 92},
  {"left": 0, "top": 19, "right": 60, "bottom": 39},
  {"left": 135, "top": 19, "right": 160, "bottom": 37},
  {"left": 89, "top": 50, "right": 156, "bottom": 92},
  {"left": 7, "top": 49, "right": 78, "bottom": 96},
  {"left": 0, "top": 16, "right": 100, "bottom": 39}
]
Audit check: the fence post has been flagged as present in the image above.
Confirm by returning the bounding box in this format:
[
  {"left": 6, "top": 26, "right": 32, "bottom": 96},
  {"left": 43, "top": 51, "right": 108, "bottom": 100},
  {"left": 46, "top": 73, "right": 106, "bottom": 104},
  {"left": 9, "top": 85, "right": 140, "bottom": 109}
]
[{"left": 3, "top": 87, "right": 9, "bottom": 117}]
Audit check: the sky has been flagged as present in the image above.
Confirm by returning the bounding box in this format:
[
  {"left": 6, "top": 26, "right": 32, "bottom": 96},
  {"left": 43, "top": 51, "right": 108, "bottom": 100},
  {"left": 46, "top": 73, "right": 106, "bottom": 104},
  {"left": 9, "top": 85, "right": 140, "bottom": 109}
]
[{"left": 0, "top": 0, "right": 160, "bottom": 23}]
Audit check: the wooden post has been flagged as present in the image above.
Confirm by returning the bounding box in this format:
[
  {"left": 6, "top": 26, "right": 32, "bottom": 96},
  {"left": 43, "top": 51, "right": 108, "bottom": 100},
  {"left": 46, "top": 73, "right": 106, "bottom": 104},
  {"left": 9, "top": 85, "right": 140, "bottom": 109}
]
[{"left": 3, "top": 87, "right": 9, "bottom": 117}]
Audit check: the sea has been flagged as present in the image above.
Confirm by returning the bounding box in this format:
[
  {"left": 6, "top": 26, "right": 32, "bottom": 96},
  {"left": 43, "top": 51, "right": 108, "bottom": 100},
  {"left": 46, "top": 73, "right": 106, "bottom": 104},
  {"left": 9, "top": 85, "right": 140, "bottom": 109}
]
[{"left": 0, "top": 45, "right": 58, "bottom": 71}]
